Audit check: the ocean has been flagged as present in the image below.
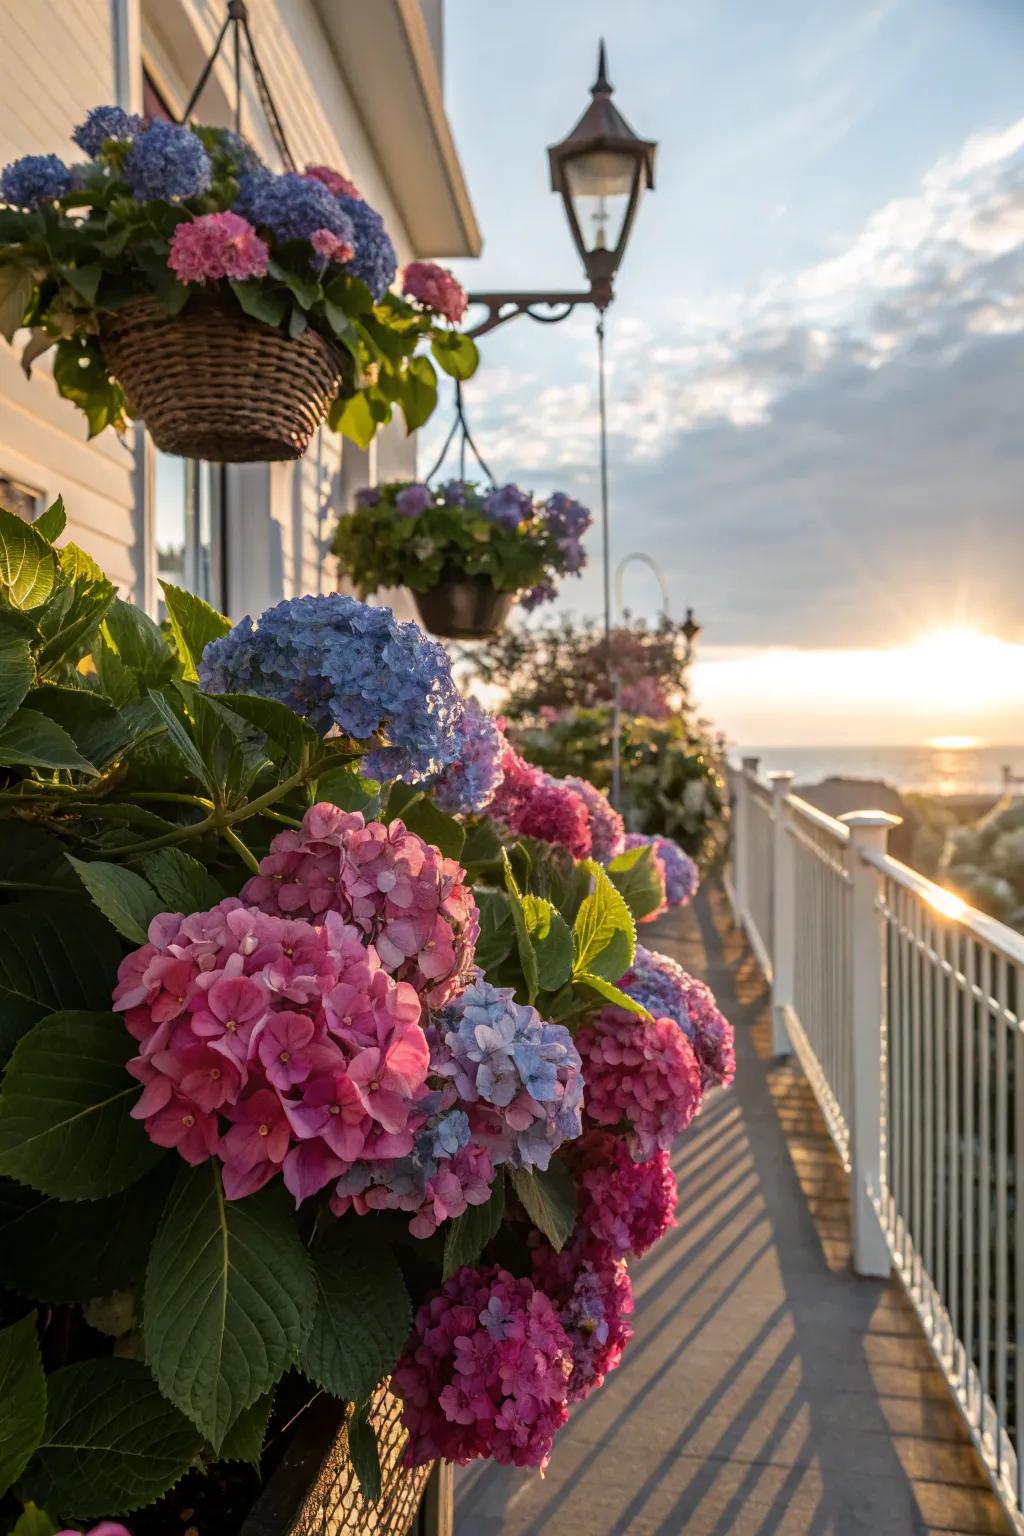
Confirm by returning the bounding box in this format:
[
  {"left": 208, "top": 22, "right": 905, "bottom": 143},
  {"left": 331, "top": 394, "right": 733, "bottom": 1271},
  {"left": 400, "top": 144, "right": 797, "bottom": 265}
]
[{"left": 735, "top": 744, "right": 1024, "bottom": 797}]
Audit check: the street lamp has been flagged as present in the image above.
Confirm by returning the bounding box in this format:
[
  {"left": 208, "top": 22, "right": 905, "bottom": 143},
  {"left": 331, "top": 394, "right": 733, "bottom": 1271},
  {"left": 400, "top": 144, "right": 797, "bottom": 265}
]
[
  {"left": 610, "top": 553, "right": 670, "bottom": 808},
  {"left": 681, "top": 607, "right": 702, "bottom": 661}
]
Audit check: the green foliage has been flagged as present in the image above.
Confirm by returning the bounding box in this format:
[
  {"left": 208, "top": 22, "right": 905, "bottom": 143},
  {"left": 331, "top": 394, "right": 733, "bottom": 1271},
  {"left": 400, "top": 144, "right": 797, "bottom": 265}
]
[
  {"left": 510, "top": 1163, "right": 577, "bottom": 1253},
  {"left": 7, "top": 1502, "right": 58, "bottom": 1536},
  {"left": 606, "top": 842, "right": 666, "bottom": 922},
  {"left": 443, "top": 1176, "right": 506, "bottom": 1278},
  {"left": 0, "top": 899, "right": 123, "bottom": 1062},
  {"left": 0, "top": 1315, "right": 46, "bottom": 1498},
  {"left": 159, "top": 580, "right": 231, "bottom": 681},
  {"left": 144, "top": 1165, "right": 317, "bottom": 1452},
  {"left": 300, "top": 1227, "right": 410, "bottom": 1404},
  {"left": 67, "top": 857, "right": 164, "bottom": 943},
  {"left": 347, "top": 1400, "right": 381, "bottom": 1504},
  {"left": 571, "top": 860, "right": 635, "bottom": 984}
]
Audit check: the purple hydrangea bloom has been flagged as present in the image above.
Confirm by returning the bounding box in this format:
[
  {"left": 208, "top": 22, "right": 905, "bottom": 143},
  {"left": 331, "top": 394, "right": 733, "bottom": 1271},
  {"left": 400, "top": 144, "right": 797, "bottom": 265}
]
[
  {"left": 337, "top": 193, "right": 397, "bottom": 299},
  {"left": 619, "top": 945, "right": 735, "bottom": 1091},
  {"left": 624, "top": 833, "right": 699, "bottom": 908},
  {"left": 72, "top": 105, "right": 142, "bottom": 158},
  {"left": 124, "top": 121, "right": 211, "bottom": 201},
  {"left": 440, "top": 480, "right": 473, "bottom": 508},
  {"left": 354, "top": 485, "right": 381, "bottom": 508},
  {"left": 1, "top": 154, "right": 70, "bottom": 208},
  {"left": 235, "top": 169, "right": 355, "bottom": 245},
  {"left": 565, "top": 776, "right": 625, "bottom": 862},
  {"left": 198, "top": 592, "right": 463, "bottom": 783},
  {"left": 433, "top": 979, "right": 584, "bottom": 1170},
  {"left": 520, "top": 578, "right": 558, "bottom": 611},
  {"left": 432, "top": 698, "right": 504, "bottom": 814},
  {"left": 396, "top": 483, "right": 431, "bottom": 517},
  {"left": 483, "top": 484, "right": 533, "bottom": 529}
]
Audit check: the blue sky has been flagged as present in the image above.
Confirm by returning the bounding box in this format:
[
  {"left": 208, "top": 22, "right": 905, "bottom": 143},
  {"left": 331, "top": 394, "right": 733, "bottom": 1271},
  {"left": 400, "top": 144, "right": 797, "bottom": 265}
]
[{"left": 423, "top": 0, "right": 1024, "bottom": 745}]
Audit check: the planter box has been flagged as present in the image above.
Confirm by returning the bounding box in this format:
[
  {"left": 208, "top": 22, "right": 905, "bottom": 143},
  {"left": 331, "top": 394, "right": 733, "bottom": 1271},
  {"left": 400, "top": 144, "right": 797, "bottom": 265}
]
[{"left": 240, "top": 1385, "right": 448, "bottom": 1536}]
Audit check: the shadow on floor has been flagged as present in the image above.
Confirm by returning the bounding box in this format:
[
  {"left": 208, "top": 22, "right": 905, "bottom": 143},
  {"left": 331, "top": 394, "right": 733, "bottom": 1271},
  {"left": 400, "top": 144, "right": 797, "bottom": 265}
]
[{"left": 454, "top": 885, "right": 1011, "bottom": 1536}]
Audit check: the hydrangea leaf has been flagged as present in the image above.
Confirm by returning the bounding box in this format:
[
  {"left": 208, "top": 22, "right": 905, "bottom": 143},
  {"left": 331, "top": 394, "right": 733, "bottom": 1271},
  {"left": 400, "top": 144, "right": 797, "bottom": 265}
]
[
  {"left": 472, "top": 888, "right": 515, "bottom": 974},
  {"left": 606, "top": 842, "right": 668, "bottom": 922},
  {"left": 25, "top": 687, "right": 131, "bottom": 771},
  {"left": 521, "top": 895, "right": 574, "bottom": 993},
  {"left": 0, "top": 1010, "right": 162, "bottom": 1199},
  {"left": 576, "top": 972, "right": 650, "bottom": 1018},
  {"left": 214, "top": 692, "right": 319, "bottom": 772},
  {"left": 0, "top": 709, "right": 97, "bottom": 774},
  {"left": 215, "top": 1388, "right": 274, "bottom": 1466},
  {"left": 20, "top": 1357, "right": 200, "bottom": 1517},
  {"left": 67, "top": 857, "right": 162, "bottom": 945},
  {"left": 8, "top": 1500, "right": 58, "bottom": 1536},
  {"left": 501, "top": 850, "right": 540, "bottom": 1003},
  {"left": 0, "top": 266, "right": 35, "bottom": 347},
  {"left": 0, "top": 1314, "right": 46, "bottom": 1499},
  {"left": 442, "top": 1175, "right": 505, "bottom": 1279},
  {"left": 299, "top": 1229, "right": 410, "bottom": 1405},
  {"left": 144, "top": 1165, "right": 316, "bottom": 1452},
  {"left": 0, "top": 635, "right": 33, "bottom": 728},
  {"left": 347, "top": 1400, "right": 381, "bottom": 1504},
  {"left": 511, "top": 1162, "right": 577, "bottom": 1253},
  {"left": 34, "top": 544, "right": 115, "bottom": 675},
  {"left": 396, "top": 354, "right": 438, "bottom": 433},
  {"left": 100, "top": 598, "right": 174, "bottom": 690},
  {"left": 32, "top": 498, "right": 65, "bottom": 543},
  {"left": 0, "top": 897, "right": 124, "bottom": 1063},
  {"left": 398, "top": 793, "right": 465, "bottom": 861},
  {"left": 572, "top": 859, "right": 635, "bottom": 983},
  {"left": 140, "top": 848, "right": 224, "bottom": 916},
  {"left": 158, "top": 581, "right": 231, "bottom": 682},
  {"left": 430, "top": 329, "right": 480, "bottom": 381}
]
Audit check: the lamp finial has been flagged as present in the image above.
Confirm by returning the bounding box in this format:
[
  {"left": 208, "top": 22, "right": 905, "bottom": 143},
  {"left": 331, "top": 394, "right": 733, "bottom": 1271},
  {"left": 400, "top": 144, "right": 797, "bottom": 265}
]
[{"left": 592, "top": 40, "right": 612, "bottom": 95}]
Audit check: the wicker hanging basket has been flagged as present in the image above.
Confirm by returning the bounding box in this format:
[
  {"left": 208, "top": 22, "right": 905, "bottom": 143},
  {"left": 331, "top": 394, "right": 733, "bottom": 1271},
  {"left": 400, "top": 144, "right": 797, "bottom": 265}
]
[
  {"left": 412, "top": 571, "right": 517, "bottom": 641},
  {"left": 101, "top": 296, "right": 351, "bottom": 462}
]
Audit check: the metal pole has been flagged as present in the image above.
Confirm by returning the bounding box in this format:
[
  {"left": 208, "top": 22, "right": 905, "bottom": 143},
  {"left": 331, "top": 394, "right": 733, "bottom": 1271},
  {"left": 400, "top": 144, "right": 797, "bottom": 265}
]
[{"left": 596, "top": 313, "right": 611, "bottom": 644}]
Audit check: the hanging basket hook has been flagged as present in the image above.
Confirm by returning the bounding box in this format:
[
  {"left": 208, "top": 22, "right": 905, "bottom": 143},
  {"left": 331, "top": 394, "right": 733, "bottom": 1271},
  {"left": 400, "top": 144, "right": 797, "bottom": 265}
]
[
  {"left": 179, "top": 1, "right": 296, "bottom": 170},
  {"left": 423, "top": 378, "right": 497, "bottom": 488}
]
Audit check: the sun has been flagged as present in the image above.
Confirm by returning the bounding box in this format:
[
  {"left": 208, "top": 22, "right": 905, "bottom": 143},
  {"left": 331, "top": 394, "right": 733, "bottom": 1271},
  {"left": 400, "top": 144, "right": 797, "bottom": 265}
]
[{"left": 928, "top": 735, "right": 980, "bottom": 751}]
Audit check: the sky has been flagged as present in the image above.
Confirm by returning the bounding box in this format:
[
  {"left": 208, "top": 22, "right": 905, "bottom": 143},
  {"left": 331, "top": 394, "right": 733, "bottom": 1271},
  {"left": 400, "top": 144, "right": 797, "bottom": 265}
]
[{"left": 429, "top": 0, "right": 1024, "bottom": 747}]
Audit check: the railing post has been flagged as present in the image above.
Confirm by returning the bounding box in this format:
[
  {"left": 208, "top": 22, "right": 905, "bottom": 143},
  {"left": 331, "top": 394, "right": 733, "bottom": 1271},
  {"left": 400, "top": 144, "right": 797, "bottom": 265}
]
[
  {"left": 841, "top": 810, "right": 901, "bottom": 1279},
  {"left": 733, "top": 755, "right": 759, "bottom": 925},
  {"left": 769, "top": 772, "right": 795, "bottom": 1057}
]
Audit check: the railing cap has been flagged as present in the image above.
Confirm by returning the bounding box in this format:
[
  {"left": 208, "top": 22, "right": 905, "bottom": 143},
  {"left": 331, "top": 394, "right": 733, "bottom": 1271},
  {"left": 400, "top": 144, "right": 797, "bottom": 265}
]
[
  {"left": 768, "top": 770, "right": 795, "bottom": 785},
  {"left": 838, "top": 810, "right": 903, "bottom": 830}
]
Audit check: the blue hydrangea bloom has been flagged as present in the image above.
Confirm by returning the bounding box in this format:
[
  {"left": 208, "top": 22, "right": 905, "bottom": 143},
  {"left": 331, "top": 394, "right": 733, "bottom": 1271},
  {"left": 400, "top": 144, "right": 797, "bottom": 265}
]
[
  {"left": 204, "top": 127, "right": 264, "bottom": 174},
  {"left": 337, "top": 193, "right": 397, "bottom": 300},
  {"left": 434, "top": 979, "right": 584, "bottom": 1170},
  {"left": 520, "top": 578, "right": 558, "bottom": 611},
  {"left": 234, "top": 169, "right": 354, "bottom": 245},
  {"left": 1, "top": 154, "right": 70, "bottom": 208},
  {"left": 432, "top": 697, "right": 504, "bottom": 815},
  {"left": 197, "top": 592, "right": 463, "bottom": 783},
  {"left": 440, "top": 480, "right": 473, "bottom": 508},
  {"left": 483, "top": 483, "right": 533, "bottom": 529},
  {"left": 395, "top": 483, "right": 431, "bottom": 518},
  {"left": 72, "top": 105, "right": 142, "bottom": 158},
  {"left": 124, "top": 121, "right": 211, "bottom": 201}
]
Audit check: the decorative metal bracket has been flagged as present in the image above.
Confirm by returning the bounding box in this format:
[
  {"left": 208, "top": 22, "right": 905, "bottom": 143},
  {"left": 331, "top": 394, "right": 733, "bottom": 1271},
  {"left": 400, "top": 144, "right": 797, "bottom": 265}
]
[{"left": 465, "top": 282, "right": 612, "bottom": 339}]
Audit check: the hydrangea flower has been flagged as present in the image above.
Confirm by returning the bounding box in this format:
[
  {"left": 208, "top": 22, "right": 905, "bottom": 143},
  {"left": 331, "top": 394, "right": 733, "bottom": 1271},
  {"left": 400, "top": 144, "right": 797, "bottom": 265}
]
[
  {"left": 72, "top": 105, "right": 141, "bottom": 157},
  {"left": 124, "top": 121, "right": 211, "bottom": 201},
  {"left": 482, "top": 484, "right": 533, "bottom": 529},
  {"left": 168, "top": 211, "right": 269, "bottom": 284},
  {"left": 402, "top": 261, "right": 468, "bottom": 323},
  {"left": 624, "top": 833, "right": 699, "bottom": 909},
  {"left": 620, "top": 676, "right": 670, "bottom": 719},
  {"left": 543, "top": 491, "right": 591, "bottom": 575},
  {"left": 520, "top": 578, "right": 558, "bottom": 611},
  {"left": 395, "top": 482, "right": 431, "bottom": 517},
  {"left": 235, "top": 169, "right": 355, "bottom": 246},
  {"left": 1, "top": 154, "right": 70, "bottom": 208},
  {"left": 337, "top": 192, "right": 397, "bottom": 299},
  {"left": 393, "top": 1265, "right": 573, "bottom": 1468},
  {"left": 431, "top": 698, "right": 504, "bottom": 815},
  {"left": 566, "top": 776, "right": 625, "bottom": 862},
  {"left": 576, "top": 1005, "right": 703, "bottom": 1161},
  {"left": 204, "top": 126, "right": 264, "bottom": 174},
  {"left": 198, "top": 593, "right": 463, "bottom": 783},
  {"left": 569, "top": 1129, "right": 677, "bottom": 1258},
  {"left": 304, "top": 163, "right": 362, "bottom": 199},
  {"left": 532, "top": 1238, "right": 633, "bottom": 1402},
  {"left": 241, "top": 802, "right": 479, "bottom": 1008},
  {"left": 431, "top": 979, "right": 584, "bottom": 1170},
  {"left": 56, "top": 1524, "right": 133, "bottom": 1536},
  {"left": 486, "top": 731, "right": 544, "bottom": 825},
  {"left": 619, "top": 946, "right": 736, "bottom": 1090},
  {"left": 510, "top": 777, "right": 593, "bottom": 860},
  {"left": 111, "top": 897, "right": 431, "bottom": 1203},
  {"left": 331, "top": 1104, "right": 494, "bottom": 1237},
  {"left": 310, "top": 227, "right": 355, "bottom": 269}
]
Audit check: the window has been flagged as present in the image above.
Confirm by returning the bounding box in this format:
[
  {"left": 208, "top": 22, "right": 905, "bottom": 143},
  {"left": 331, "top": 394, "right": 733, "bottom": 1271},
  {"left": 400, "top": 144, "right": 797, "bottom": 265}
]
[
  {"left": 0, "top": 473, "right": 42, "bottom": 522},
  {"left": 152, "top": 452, "right": 224, "bottom": 613}
]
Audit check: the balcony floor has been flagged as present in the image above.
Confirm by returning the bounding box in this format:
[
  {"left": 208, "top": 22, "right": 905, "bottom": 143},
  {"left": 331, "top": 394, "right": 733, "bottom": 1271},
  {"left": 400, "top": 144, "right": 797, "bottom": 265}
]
[{"left": 455, "top": 884, "right": 1013, "bottom": 1536}]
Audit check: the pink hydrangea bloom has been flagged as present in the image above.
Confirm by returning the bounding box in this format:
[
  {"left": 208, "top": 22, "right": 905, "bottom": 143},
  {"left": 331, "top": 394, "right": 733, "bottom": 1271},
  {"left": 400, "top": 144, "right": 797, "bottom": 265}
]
[
  {"left": 241, "top": 803, "right": 479, "bottom": 1008},
  {"left": 619, "top": 676, "right": 670, "bottom": 719},
  {"left": 56, "top": 1526, "right": 133, "bottom": 1536},
  {"left": 619, "top": 945, "right": 736, "bottom": 1091},
  {"left": 485, "top": 729, "right": 545, "bottom": 826},
  {"left": 311, "top": 227, "right": 354, "bottom": 265},
  {"left": 401, "top": 260, "right": 468, "bottom": 323},
  {"left": 112, "top": 896, "right": 434, "bottom": 1204},
  {"left": 393, "top": 1265, "right": 573, "bottom": 1469},
  {"left": 304, "top": 163, "right": 362, "bottom": 198},
  {"left": 576, "top": 1005, "right": 703, "bottom": 1161},
  {"left": 510, "top": 777, "right": 593, "bottom": 860},
  {"left": 531, "top": 1238, "right": 634, "bottom": 1402},
  {"left": 167, "top": 211, "right": 269, "bottom": 284},
  {"left": 564, "top": 776, "right": 625, "bottom": 862},
  {"left": 568, "top": 1129, "right": 677, "bottom": 1258}
]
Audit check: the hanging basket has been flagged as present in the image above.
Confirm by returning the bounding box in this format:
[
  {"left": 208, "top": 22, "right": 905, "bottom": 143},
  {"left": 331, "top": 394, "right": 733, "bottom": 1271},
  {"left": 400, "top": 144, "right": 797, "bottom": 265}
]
[
  {"left": 101, "top": 296, "right": 350, "bottom": 462},
  {"left": 412, "top": 570, "right": 517, "bottom": 641}
]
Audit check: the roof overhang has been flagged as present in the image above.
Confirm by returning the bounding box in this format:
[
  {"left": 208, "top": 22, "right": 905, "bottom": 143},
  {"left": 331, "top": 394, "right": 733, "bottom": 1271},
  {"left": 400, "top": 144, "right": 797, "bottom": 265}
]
[{"left": 314, "top": 0, "right": 482, "bottom": 259}]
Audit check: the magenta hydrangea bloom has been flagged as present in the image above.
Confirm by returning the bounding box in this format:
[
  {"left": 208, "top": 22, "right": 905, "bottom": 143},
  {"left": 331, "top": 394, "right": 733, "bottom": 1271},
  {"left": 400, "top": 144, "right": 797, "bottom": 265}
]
[
  {"left": 532, "top": 1238, "right": 634, "bottom": 1402},
  {"left": 304, "top": 162, "right": 362, "bottom": 199},
  {"left": 241, "top": 803, "right": 479, "bottom": 1008},
  {"left": 569, "top": 1130, "right": 677, "bottom": 1258},
  {"left": 56, "top": 1525, "right": 133, "bottom": 1536},
  {"left": 393, "top": 1265, "right": 573, "bottom": 1469},
  {"left": 402, "top": 260, "right": 468, "bottom": 323},
  {"left": 619, "top": 945, "right": 736, "bottom": 1091},
  {"left": 310, "top": 227, "right": 355, "bottom": 267},
  {"left": 486, "top": 730, "right": 545, "bottom": 826},
  {"left": 565, "top": 776, "right": 625, "bottom": 863},
  {"left": 167, "top": 211, "right": 269, "bottom": 284},
  {"left": 576, "top": 1006, "right": 703, "bottom": 1161},
  {"left": 510, "top": 776, "right": 593, "bottom": 860},
  {"left": 112, "top": 896, "right": 432, "bottom": 1204},
  {"left": 623, "top": 833, "right": 699, "bottom": 910}
]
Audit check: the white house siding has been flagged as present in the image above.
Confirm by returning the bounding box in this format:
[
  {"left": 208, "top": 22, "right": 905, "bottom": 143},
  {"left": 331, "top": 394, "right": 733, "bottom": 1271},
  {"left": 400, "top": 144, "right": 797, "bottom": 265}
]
[{"left": 0, "top": 0, "right": 472, "bottom": 621}]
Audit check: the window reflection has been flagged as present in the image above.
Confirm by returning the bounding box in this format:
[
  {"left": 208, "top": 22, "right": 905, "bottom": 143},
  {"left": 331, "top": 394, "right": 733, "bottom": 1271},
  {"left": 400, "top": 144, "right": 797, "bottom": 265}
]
[{"left": 153, "top": 452, "right": 221, "bottom": 613}]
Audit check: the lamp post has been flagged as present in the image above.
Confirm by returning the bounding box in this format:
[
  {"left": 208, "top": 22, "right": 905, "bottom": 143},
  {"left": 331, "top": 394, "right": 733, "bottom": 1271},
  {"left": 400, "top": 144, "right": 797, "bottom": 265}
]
[
  {"left": 610, "top": 552, "right": 671, "bottom": 808},
  {"left": 682, "top": 606, "right": 702, "bottom": 662},
  {"left": 465, "top": 43, "right": 657, "bottom": 644}
]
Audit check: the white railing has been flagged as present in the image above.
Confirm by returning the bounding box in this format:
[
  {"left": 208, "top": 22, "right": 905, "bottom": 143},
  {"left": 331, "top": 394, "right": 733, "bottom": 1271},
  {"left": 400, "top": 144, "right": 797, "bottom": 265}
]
[{"left": 730, "top": 758, "right": 1024, "bottom": 1527}]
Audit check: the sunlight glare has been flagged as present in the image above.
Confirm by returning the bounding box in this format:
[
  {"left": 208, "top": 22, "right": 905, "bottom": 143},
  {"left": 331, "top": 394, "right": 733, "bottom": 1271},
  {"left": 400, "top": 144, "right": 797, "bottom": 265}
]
[
  {"left": 928, "top": 735, "right": 980, "bottom": 751},
  {"left": 928, "top": 886, "right": 967, "bottom": 921}
]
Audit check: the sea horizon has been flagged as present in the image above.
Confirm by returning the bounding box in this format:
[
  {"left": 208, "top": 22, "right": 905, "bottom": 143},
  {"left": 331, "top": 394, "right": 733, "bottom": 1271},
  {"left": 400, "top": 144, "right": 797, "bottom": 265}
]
[{"left": 731, "top": 742, "right": 1024, "bottom": 797}]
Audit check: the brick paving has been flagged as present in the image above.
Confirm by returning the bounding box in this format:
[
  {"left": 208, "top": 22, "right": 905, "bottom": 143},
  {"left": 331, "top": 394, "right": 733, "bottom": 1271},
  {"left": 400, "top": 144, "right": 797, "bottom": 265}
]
[{"left": 455, "top": 884, "right": 1012, "bottom": 1536}]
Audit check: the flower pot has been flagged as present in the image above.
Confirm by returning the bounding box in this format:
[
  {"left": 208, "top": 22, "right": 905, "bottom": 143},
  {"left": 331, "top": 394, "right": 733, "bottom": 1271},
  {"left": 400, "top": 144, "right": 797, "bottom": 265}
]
[
  {"left": 101, "top": 295, "right": 351, "bottom": 462},
  {"left": 412, "top": 573, "right": 517, "bottom": 640}
]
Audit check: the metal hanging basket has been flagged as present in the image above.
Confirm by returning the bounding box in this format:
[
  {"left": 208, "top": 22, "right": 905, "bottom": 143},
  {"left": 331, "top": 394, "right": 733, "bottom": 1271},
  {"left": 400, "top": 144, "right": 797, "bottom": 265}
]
[
  {"left": 102, "top": 296, "right": 350, "bottom": 463},
  {"left": 109, "top": 1, "right": 349, "bottom": 463}
]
